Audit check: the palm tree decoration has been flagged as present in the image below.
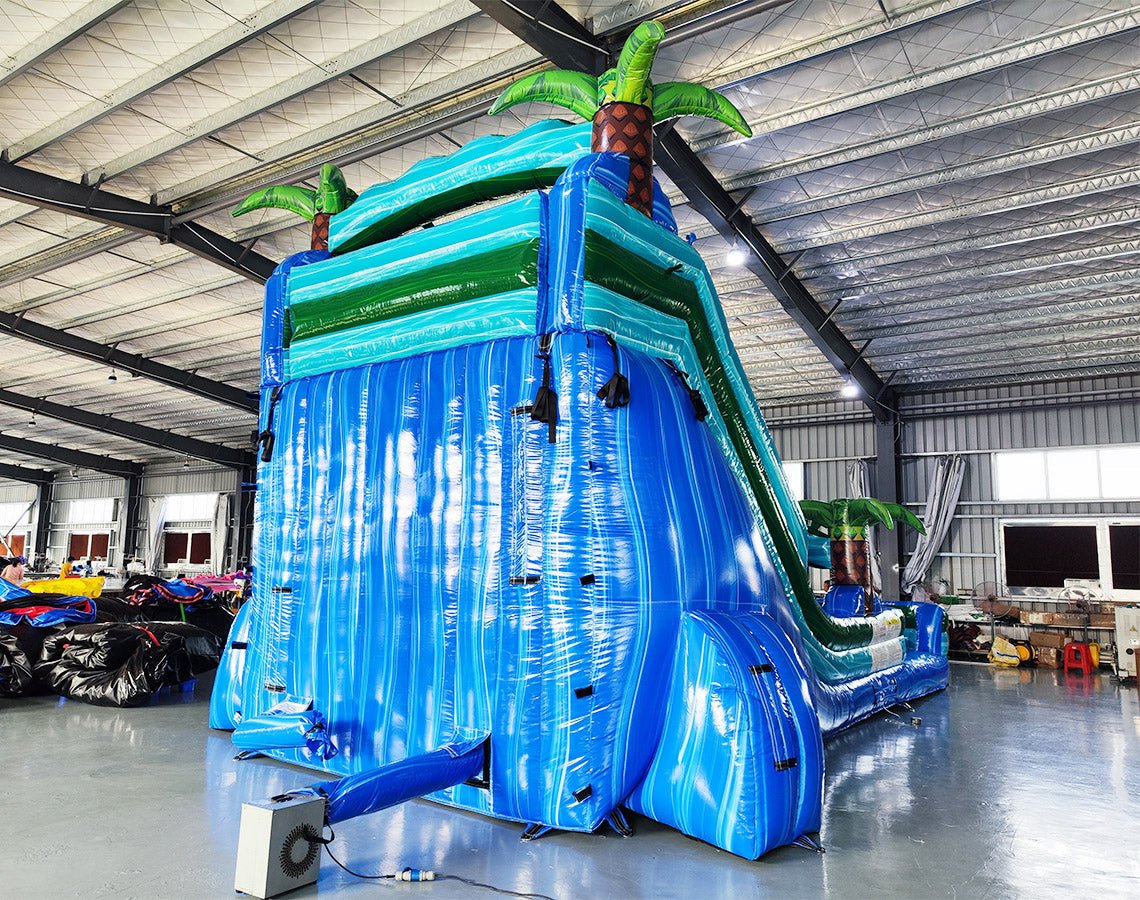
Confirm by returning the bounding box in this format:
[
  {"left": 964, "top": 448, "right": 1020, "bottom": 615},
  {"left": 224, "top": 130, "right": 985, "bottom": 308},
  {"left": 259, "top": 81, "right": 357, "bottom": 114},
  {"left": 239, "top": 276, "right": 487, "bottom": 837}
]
[
  {"left": 232, "top": 163, "right": 357, "bottom": 252},
  {"left": 489, "top": 20, "right": 752, "bottom": 216},
  {"left": 800, "top": 498, "right": 926, "bottom": 615}
]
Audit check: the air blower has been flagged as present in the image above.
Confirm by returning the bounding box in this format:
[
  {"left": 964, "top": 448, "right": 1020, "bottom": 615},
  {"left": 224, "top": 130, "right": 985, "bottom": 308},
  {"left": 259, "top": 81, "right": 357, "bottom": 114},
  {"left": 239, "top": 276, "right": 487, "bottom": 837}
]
[
  {"left": 233, "top": 737, "right": 487, "bottom": 897},
  {"left": 234, "top": 794, "right": 327, "bottom": 898}
]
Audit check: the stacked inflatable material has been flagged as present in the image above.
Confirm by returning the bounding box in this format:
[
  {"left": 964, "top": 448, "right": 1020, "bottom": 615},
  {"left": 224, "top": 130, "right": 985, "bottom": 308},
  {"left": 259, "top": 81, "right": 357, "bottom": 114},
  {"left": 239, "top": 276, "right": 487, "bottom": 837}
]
[
  {"left": 0, "top": 576, "right": 225, "bottom": 705},
  {"left": 214, "top": 120, "right": 948, "bottom": 859}
]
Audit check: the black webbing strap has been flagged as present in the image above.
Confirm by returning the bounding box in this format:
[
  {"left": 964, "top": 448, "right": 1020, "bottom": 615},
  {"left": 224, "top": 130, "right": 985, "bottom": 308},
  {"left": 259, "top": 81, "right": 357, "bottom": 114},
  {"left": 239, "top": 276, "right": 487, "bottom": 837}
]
[
  {"left": 596, "top": 334, "right": 630, "bottom": 409},
  {"left": 530, "top": 333, "right": 558, "bottom": 443},
  {"left": 664, "top": 360, "right": 708, "bottom": 421},
  {"left": 257, "top": 386, "right": 284, "bottom": 462}
]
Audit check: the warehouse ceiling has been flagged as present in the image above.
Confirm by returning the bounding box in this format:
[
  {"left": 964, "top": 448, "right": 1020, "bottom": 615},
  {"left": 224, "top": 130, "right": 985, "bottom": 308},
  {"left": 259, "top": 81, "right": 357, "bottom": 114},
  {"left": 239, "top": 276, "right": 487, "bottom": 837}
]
[{"left": 0, "top": 0, "right": 1136, "bottom": 472}]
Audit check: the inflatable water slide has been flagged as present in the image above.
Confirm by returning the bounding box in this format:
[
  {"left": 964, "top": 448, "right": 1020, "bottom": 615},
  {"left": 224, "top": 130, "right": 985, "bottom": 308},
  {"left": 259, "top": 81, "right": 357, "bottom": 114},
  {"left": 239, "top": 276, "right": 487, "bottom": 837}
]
[{"left": 213, "top": 22, "right": 948, "bottom": 863}]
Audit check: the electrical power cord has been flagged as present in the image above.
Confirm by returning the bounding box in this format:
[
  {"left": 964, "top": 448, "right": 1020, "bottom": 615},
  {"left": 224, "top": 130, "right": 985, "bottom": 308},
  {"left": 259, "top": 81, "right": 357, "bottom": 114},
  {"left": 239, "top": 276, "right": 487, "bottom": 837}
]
[{"left": 315, "top": 825, "right": 557, "bottom": 900}]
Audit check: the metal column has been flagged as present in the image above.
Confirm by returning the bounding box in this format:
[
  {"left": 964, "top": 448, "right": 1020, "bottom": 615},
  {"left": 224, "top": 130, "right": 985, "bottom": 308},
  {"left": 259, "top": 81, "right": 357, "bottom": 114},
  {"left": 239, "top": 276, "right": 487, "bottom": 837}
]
[{"left": 874, "top": 414, "right": 904, "bottom": 600}]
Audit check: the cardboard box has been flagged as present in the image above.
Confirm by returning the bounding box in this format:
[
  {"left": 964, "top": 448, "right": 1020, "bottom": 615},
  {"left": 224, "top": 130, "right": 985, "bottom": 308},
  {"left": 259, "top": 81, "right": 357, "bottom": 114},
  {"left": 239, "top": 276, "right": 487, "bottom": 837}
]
[
  {"left": 1037, "top": 646, "right": 1063, "bottom": 669},
  {"left": 1050, "top": 613, "right": 1086, "bottom": 627},
  {"left": 1089, "top": 614, "right": 1115, "bottom": 628},
  {"left": 1031, "top": 631, "right": 1067, "bottom": 650},
  {"left": 1021, "top": 611, "right": 1052, "bottom": 625}
]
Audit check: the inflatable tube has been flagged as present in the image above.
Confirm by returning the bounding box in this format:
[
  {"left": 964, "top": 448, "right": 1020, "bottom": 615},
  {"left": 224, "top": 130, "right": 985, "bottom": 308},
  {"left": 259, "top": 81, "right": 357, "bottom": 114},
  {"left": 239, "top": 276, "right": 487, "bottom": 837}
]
[{"left": 294, "top": 737, "right": 486, "bottom": 825}]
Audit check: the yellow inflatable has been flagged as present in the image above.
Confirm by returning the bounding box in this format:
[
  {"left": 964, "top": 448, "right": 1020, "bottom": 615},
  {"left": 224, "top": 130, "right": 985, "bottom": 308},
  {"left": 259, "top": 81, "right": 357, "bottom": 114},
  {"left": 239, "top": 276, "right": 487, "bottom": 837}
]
[{"left": 21, "top": 576, "right": 104, "bottom": 598}]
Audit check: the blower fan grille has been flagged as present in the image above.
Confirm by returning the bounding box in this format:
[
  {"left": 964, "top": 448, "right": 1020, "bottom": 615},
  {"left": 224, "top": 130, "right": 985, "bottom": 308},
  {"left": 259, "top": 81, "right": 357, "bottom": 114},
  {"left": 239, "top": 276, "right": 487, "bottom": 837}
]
[{"left": 279, "top": 824, "right": 321, "bottom": 880}]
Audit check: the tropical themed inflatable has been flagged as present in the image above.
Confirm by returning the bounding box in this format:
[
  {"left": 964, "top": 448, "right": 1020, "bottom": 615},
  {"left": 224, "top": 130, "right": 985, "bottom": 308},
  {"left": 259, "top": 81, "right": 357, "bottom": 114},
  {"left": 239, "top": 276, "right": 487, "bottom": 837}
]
[{"left": 214, "top": 20, "right": 948, "bottom": 860}]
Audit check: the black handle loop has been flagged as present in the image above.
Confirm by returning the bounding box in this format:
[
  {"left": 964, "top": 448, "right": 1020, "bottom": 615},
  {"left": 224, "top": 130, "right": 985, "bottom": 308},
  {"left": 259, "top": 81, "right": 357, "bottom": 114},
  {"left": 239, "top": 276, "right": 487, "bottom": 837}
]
[{"left": 596, "top": 334, "right": 630, "bottom": 409}]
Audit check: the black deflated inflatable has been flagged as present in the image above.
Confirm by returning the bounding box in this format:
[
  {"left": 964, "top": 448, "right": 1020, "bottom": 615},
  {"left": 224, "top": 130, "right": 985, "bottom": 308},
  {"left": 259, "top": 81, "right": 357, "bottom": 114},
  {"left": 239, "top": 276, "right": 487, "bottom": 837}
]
[
  {"left": 1, "top": 629, "right": 34, "bottom": 697},
  {"left": 35, "top": 622, "right": 223, "bottom": 707}
]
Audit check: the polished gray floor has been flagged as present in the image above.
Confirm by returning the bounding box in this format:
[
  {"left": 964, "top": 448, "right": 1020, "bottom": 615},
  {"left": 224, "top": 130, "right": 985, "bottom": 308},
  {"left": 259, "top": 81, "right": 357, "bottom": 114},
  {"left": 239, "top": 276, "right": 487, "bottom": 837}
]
[{"left": 3, "top": 663, "right": 1138, "bottom": 898}]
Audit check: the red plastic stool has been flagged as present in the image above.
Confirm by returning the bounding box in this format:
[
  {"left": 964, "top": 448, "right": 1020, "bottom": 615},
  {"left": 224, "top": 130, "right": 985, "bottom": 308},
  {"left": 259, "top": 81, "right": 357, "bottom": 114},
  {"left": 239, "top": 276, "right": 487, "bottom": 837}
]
[{"left": 1064, "top": 642, "right": 1095, "bottom": 676}]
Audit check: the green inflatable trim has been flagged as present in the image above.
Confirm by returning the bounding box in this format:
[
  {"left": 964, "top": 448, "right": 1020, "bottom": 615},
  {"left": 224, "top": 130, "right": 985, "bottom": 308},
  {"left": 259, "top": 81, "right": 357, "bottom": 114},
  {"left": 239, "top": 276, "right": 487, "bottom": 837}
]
[
  {"left": 288, "top": 240, "right": 540, "bottom": 344},
  {"left": 581, "top": 230, "right": 916, "bottom": 648}
]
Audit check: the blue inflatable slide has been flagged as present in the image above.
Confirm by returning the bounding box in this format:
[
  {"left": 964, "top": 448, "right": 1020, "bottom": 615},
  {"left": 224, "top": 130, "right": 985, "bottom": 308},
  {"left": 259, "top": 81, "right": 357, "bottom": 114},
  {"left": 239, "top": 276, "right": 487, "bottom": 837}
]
[{"left": 213, "top": 87, "right": 948, "bottom": 859}]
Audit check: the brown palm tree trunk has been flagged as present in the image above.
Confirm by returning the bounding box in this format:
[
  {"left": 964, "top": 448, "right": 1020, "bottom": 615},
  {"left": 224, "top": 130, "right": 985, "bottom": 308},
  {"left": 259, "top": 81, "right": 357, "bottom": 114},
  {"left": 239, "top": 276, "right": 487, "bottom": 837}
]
[
  {"left": 592, "top": 102, "right": 654, "bottom": 216},
  {"left": 830, "top": 525, "right": 874, "bottom": 616},
  {"left": 311, "top": 212, "right": 330, "bottom": 251}
]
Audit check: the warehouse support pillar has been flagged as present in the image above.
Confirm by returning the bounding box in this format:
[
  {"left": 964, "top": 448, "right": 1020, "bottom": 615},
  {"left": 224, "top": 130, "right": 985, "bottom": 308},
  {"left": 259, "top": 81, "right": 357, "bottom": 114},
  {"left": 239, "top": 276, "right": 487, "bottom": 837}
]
[
  {"left": 874, "top": 407, "right": 904, "bottom": 601},
  {"left": 235, "top": 463, "right": 256, "bottom": 568},
  {"left": 122, "top": 472, "right": 143, "bottom": 565},
  {"left": 33, "top": 478, "right": 51, "bottom": 566}
]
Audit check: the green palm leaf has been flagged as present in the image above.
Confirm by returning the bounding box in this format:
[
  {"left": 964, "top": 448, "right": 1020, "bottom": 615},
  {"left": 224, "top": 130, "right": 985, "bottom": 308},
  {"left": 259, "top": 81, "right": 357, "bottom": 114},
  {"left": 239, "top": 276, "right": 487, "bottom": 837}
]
[
  {"left": 653, "top": 82, "right": 752, "bottom": 137},
  {"left": 799, "top": 499, "right": 835, "bottom": 533},
  {"left": 882, "top": 501, "right": 927, "bottom": 535},
  {"left": 316, "top": 163, "right": 356, "bottom": 214},
  {"left": 489, "top": 70, "right": 599, "bottom": 121},
  {"left": 614, "top": 20, "right": 664, "bottom": 103},
  {"left": 858, "top": 497, "right": 897, "bottom": 530},
  {"left": 232, "top": 184, "right": 317, "bottom": 222}
]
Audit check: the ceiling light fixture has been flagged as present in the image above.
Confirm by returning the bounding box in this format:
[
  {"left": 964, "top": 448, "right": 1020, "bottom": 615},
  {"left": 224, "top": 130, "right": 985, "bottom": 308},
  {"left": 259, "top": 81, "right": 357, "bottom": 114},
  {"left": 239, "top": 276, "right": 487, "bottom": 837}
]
[
  {"left": 840, "top": 376, "right": 860, "bottom": 399},
  {"left": 27, "top": 413, "right": 36, "bottom": 428},
  {"left": 725, "top": 241, "right": 746, "bottom": 267},
  {"left": 108, "top": 369, "right": 118, "bottom": 383},
  {"left": 71, "top": 467, "right": 79, "bottom": 480},
  {"left": 183, "top": 456, "right": 192, "bottom": 470}
]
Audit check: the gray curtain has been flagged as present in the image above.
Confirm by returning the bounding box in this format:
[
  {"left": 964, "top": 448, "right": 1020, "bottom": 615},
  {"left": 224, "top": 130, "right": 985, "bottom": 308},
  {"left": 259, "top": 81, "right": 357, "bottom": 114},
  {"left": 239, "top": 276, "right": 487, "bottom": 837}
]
[
  {"left": 145, "top": 496, "right": 168, "bottom": 574},
  {"left": 211, "top": 493, "right": 230, "bottom": 576},
  {"left": 902, "top": 454, "right": 967, "bottom": 599}
]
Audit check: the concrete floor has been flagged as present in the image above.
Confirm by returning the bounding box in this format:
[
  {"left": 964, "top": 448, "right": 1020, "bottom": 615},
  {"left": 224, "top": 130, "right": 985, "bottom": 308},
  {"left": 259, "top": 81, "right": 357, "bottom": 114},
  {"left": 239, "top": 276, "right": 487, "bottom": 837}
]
[{"left": 3, "top": 662, "right": 1138, "bottom": 899}]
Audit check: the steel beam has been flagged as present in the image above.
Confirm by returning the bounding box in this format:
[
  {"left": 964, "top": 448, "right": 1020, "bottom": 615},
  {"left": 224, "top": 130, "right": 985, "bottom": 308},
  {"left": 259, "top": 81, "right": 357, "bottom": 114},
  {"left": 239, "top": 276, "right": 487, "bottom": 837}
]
[
  {"left": 475, "top": 0, "right": 890, "bottom": 415},
  {"left": 0, "top": 461, "right": 52, "bottom": 485},
  {"left": 755, "top": 122, "right": 1140, "bottom": 223},
  {"left": 0, "top": 388, "right": 252, "bottom": 469},
  {"left": 725, "top": 70, "right": 1140, "bottom": 190},
  {"left": 0, "top": 1, "right": 129, "bottom": 86},
  {"left": 6, "top": 0, "right": 321, "bottom": 162},
  {"left": 782, "top": 167, "right": 1140, "bottom": 253},
  {"left": 658, "top": 132, "right": 891, "bottom": 414},
  {"left": 0, "top": 159, "right": 278, "bottom": 283},
  {"left": 0, "top": 309, "right": 257, "bottom": 413},
  {"left": 0, "top": 433, "right": 141, "bottom": 478},
  {"left": 692, "top": 7, "right": 1140, "bottom": 153},
  {"left": 82, "top": 1, "right": 480, "bottom": 187}
]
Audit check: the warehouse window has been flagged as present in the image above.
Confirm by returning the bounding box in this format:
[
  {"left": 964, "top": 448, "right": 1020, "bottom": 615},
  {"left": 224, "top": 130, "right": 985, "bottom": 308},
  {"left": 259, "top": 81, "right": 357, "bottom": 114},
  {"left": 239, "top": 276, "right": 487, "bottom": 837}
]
[
  {"left": 1002, "top": 519, "right": 1140, "bottom": 598},
  {"left": 994, "top": 445, "right": 1140, "bottom": 501},
  {"left": 65, "top": 497, "right": 115, "bottom": 524},
  {"left": 163, "top": 532, "right": 211, "bottom": 566},
  {"left": 1110, "top": 525, "right": 1140, "bottom": 592},
  {"left": 782, "top": 460, "right": 805, "bottom": 502},
  {"left": 1002, "top": 524, "right": 1099, "bottom": 588},
  {"left": 69, "top": 533, "right": 110, "bottom": 560}
]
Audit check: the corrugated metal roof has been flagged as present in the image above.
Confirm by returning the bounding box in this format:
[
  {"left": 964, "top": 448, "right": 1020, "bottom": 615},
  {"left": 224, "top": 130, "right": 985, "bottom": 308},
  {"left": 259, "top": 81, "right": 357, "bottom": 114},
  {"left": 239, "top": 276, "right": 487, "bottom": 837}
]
[{"left": 0, "top": 0, "right": 1135, "bottom": 470}]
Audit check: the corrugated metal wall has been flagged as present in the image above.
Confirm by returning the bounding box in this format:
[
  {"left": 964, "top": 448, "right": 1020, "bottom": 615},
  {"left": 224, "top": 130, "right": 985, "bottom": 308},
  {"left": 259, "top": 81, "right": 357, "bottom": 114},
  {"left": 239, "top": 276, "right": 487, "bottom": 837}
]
[
  {"left": 770, "top": 375, "right": 1140, "bottom": 597},
  {"left": 21, "top": 465, "right": 241, "bottom": 570}
]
